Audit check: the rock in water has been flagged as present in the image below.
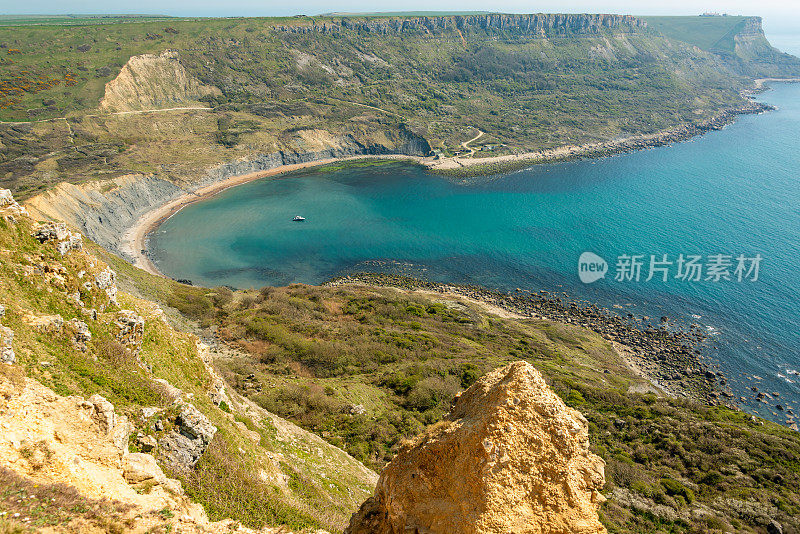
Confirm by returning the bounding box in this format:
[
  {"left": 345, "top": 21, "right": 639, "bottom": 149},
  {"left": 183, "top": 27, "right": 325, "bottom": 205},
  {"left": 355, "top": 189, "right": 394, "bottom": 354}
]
[{"left": 345, "top": 361, "right": 606, "bottom": 534}]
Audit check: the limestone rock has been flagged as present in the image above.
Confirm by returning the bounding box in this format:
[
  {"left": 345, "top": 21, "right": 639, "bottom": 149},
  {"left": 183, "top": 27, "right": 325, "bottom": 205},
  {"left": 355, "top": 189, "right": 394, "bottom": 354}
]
[
  {"left": 56, "top": 232, "right": 84, "bottom": 255},
  {"left": 346, "top": 361, "right": 606, "bottom": 534},
  {"left": 123, "top": 452, "right": 168, "bottom": 486},
  {"left": 136, "top": 433, "right": 158, "bottom": 452},
  {"left": 28, "top": 313, "right": 64, "bottom": 332},
  {"left": 0, "top": 325, "right": 14, "bottom": 364},
  {"left": 158, "top": 403, "right": 217, "bottom": 472},
  {"left": 0, "top": 189, "right": 28, "bottom": 222},
  {"left": 33, "top": 222, "right": 70, "bottom": 242},
  {"left": 65, "top": 318, "right": 92, "bottom": 350},
  {"left": 88, "top": 394, "right": 117, "bottom": 435},
  {"left": 95, "top": 267, "right": 118, "bottom": 305},
  {"left": 115, "top": 310, "right": 145, "bottom": 352}
]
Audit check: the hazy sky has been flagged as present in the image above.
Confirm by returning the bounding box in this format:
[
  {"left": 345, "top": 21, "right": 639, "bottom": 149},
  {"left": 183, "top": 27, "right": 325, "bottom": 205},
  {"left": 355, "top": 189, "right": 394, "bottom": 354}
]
[{"left": 2, "top": 0, "right": 799, "bottom": 32}]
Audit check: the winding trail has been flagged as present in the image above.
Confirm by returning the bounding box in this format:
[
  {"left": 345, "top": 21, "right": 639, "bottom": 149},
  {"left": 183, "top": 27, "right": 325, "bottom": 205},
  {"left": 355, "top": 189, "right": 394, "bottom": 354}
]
[{"left": 461, "top": 130, "right": 485, "bottom": 157}]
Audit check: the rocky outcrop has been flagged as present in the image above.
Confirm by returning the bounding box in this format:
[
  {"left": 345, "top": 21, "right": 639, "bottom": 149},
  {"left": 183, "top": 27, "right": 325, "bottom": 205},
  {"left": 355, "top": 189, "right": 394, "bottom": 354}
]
[
  {"left": 346, "top": 361, "right": 606, "bottom": 534},
  {"left": 115, "top": 310, "right": 145, "bottom": 353},
  {"left": 25, "top": 174, "right": 184, "bottom": 261},
  {"left": 0, "top": 188, "right": 28, "bottom": 223},
  {"left": 278, "top": 13, "right": 645, "bottom": 37},
  {"left": 100, "top": 50, "right": 221, "bottom": 112},
  {"left": 157, "top": 404, "right": 217, "bottom": 472},
  {"left": 0, "top": 325, "right": 14, "bottom": 364}
]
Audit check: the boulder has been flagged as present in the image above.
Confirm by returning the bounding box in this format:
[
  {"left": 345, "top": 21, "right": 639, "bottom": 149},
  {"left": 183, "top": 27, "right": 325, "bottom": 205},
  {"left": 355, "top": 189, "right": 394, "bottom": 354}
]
[
  {"left": 157, "top": 403, "right": 217, "bottom": 472},
  {"left": 33, "top": 222, "right": 70, "bottom": 243},
  {"left": 136, "top": 433, "right": 158, "bottom": 452},
  {"left": 94, "top": 267, "right": 118, "bottom": 306},
  {"left": 122, "top": 452, "right": 168, "bottom": 487},
  {"left": 65, "top": 318, "right": 92, "bottom": 351},
  {"left": 346, "top": 361, "right": 607, "bottom": 534}
]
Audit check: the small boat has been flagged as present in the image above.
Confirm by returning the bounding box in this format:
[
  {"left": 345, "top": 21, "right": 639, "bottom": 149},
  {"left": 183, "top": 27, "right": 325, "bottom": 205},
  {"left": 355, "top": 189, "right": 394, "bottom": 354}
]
[{"left": 292, "top": 215, "right": 306, "bottom": 222}]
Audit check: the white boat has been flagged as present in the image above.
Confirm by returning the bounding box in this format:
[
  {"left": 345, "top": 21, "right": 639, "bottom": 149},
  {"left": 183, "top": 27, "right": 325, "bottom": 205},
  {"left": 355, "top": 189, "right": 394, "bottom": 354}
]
[{"left": 292, "top": 215, "right": 306, "bottom": 221}]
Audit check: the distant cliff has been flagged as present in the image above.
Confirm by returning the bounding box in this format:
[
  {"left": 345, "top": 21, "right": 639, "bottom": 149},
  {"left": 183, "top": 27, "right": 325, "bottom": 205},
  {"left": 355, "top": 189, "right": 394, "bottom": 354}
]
[{"left": 276, "top": 13, "right": 646, "bottom": 36}]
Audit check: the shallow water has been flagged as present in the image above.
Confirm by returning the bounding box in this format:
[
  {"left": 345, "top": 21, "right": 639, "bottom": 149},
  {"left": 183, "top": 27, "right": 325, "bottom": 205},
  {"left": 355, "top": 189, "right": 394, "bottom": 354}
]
[{"left": 151, "top": 83, "right": 800, "bottom": 422}]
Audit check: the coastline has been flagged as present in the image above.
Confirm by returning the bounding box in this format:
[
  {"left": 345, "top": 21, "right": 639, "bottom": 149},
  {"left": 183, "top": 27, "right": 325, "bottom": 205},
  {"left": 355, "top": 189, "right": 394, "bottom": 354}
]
[
  {"left": 326, "top": 273, "right": 729, "bottom": 404},
  {"left": 122, "top": 154, "right": 424, "bottom": 276},
  {"left": 123, "top": 99, "right": 772, "bottom": 279}
]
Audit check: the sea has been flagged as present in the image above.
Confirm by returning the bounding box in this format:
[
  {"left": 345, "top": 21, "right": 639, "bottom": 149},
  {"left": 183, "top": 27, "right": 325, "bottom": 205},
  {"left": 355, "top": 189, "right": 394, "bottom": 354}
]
[{"left": 149, "top": 82, "right": 800, "bottom": 424}]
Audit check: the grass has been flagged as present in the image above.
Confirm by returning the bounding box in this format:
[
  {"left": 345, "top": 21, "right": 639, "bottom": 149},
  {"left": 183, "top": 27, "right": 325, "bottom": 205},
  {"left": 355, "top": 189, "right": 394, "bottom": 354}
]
[
  {"left": 5, "top": 13, "right": 796, "bottom": 198},
  {"left": 0, "top": 213, "right": 375, "bottom": 532},
  {"left": 150, "top": 280, "right": 800, "bottom": 533},
  {"left": 0, "top": 466, "right": 133, "bottom": 531},
  {"left": 641, "top": 16, "right": 748, "bottom": 52},
  {"left": 4, "top": 193, "right": 800, "bottom": 532}
]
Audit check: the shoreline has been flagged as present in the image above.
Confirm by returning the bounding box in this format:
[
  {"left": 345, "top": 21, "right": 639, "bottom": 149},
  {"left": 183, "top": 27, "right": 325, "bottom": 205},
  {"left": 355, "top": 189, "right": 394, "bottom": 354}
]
[
  {"left": 124, "top": 97, "right": 774, "bottom": 279},
  {"left": 326, "top": 273, "right": 730, "bottom": 405},
  {"left": 122, "top": 154, "right": 424, "bottom": 276}
]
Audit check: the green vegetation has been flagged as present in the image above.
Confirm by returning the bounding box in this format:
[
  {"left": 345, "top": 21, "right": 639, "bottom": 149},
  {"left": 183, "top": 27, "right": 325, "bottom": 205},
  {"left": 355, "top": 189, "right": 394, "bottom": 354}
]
[
  {"left": 4, "top": 14, "right": 797, "bottom": 198},
  {"left": 136, "top": 278, "right": 800, "bottom": 533},
  {"left": 641, "top": 16, "right": 748, "bottom": 52},
  {"left": 0, "top": 14, "right": 177, "bottom": 26},
  {"left": 0, "top": 216, "right": 374, "bottom": 532}
]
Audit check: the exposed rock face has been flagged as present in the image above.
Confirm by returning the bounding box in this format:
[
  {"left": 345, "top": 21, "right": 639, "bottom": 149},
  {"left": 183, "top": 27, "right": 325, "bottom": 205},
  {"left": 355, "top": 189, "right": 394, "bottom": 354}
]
[
  {"left": 0, "top": 188, "right": 28, "bottom": 223},
  {"left": 116, "top": 310, "right": 145, "bottom": 353},
  {"left": 0, "top": 325, "right": 14, "bottom": 364},
  {"left": 158, "top": 404, "right": 217, "bottom": 472},
  {"left": 346, "top": 361, "right": 606, "bottom": 534},
  {"left": 95, "top": 267, "right": 118, "bottom": 306},
  {"left": 278, "top": 13, "right": 645, "bottom": 36},
  {"left": 100, "top": 49, "right": 221, "bottom": 112},
  {"left": 23, "top": 126, "right": 430, "bottom": 262}
]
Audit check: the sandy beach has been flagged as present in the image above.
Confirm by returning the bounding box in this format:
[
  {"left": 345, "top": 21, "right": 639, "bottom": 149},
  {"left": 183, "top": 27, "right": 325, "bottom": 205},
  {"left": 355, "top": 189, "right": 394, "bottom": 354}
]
[{"left": 122, "top": 154, "right": 424, "bottom": 276}]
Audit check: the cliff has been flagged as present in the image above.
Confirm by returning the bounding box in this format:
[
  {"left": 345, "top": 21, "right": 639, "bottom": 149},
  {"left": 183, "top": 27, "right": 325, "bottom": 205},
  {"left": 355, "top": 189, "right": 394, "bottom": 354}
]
[
  {"left": 100, "top": 50, "right": 221, "bottom": 112},
  {"left": 346, "top": 361, "right": 606, "bottom": 534},
  {"left": 0, "top": 189, "right": 377, "bottom": 532},
  {"left": 277, "top": 13, "right": 646, "bottom": 36}
]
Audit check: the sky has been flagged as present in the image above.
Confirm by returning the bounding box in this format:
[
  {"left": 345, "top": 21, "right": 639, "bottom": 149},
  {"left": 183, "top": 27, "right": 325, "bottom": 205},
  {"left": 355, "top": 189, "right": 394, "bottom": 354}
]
[{"left": 1, "top": 0, "right": 799, "bottom": 33}]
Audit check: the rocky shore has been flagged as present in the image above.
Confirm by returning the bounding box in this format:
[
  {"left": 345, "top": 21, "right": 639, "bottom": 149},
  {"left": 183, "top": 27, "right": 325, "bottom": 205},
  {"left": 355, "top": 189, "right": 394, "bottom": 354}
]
[
  {"left": 428, "top": 100, "right": 774, "bottom": 176},
  {"left": 327, "top": 273, "right": 733, "bottom": 405}
]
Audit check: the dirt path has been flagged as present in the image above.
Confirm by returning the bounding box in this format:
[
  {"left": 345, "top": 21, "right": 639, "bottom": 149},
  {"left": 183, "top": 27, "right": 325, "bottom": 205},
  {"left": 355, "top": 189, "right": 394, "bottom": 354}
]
[
  {"left": 461, "top": 130, "right": 484, "bottom": 157},
  {"left": 0, "top": 106, "right": 211, "bottom": 125}
]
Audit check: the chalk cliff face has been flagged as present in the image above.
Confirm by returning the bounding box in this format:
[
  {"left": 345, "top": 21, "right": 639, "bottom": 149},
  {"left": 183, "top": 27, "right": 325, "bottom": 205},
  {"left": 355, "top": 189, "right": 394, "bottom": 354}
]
[
  {"left": 279, "top": 13, "right": 646, "bottom": 36},
  {"left": 100, "top": 50, "right": 221, "bottom": 112},
  {"left": 345, "top": 361, "right": 606, "bottom": 534}
]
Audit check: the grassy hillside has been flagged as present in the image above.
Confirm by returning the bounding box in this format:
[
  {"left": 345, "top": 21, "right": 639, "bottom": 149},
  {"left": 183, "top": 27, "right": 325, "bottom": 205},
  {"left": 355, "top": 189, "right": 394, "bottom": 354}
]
[
  {"left": 0, "top": 211, "right": 377, "bottom": 532},
  {"left": 2, "top": 13, "right": 783, "bottom": 199},
  {"left": 90, "top": 241, "right": 800, "bottom": 534},
  {"left": 642, "top": 16, "right": 748, "bottom": 52},
  {"left": 644, "top": 15, "right": 800, "bottom": 77}
]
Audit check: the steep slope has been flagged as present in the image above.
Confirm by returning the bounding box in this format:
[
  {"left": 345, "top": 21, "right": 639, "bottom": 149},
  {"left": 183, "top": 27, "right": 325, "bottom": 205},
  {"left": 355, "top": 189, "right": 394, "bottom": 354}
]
[
  {"left": 99, "top": 49, "right": 221, "bottom": 112},
  {"left": 644, "top": 15, "right": 800, "bottom": 77},
  {"left": 0, "top": 12, "right": 776, "bottom": 200},
  {"left": 0, "top": 189, "right": 377, "bottom": 532}
]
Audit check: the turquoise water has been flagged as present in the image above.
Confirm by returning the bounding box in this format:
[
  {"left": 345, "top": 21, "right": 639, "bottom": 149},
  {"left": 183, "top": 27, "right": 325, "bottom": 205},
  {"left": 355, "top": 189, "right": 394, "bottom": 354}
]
[{"left": 150, "top": 83, "right": 800, "bottom": 421}]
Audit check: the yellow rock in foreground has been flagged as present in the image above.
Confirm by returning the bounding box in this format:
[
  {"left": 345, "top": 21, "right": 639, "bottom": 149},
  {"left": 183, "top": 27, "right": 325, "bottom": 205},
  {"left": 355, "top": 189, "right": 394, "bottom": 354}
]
[{"left": 346, "top": 361, "right": 607, "bottom": 534}]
